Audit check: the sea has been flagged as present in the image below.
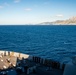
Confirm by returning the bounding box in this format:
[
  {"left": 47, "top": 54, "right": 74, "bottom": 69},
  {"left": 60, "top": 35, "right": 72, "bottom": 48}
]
[{"left": 0, "top": 25, "right": 76, "bottom": 63}]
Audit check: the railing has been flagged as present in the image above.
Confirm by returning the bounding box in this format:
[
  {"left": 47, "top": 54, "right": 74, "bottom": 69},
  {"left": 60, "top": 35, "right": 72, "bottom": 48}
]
[
  {"left": 32, "top": 56, "right": 65, "bottom": 71},
  {"left": 0, "top": 50, "right": 65, "bottom": 71}
]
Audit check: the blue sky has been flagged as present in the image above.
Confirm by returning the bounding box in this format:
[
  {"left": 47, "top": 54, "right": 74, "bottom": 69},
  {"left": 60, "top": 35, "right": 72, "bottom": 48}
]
[{"left": 0, "top": 0, "right": 76, "bottom": 25}]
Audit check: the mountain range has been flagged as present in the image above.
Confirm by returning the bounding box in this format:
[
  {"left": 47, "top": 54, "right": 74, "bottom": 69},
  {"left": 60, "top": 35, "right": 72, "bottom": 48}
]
[{"left": 39, "top": 16, "right": 76, "bottom": 25}]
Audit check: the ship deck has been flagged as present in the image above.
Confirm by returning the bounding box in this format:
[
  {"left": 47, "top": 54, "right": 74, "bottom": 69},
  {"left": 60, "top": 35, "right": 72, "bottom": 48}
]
[
  {"left": 0, "top": 56, "right": 63, "bottom": 75},
  {"left": 0, "top": 51, "right": 64, "bottom": 75},
  {"left": 0, "top": 56, "right": 17, "bottom": 70}
]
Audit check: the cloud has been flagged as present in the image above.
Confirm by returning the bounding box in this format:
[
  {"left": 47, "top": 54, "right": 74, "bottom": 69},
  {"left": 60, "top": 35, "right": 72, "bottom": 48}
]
[
  {"left": 24, "top": 8, "right": 32, "bottom": 11},
  {"left": 56, "top": 14, "right": 64, "bottom": 17},
  {"left": 0, "top": 6, "right": 3, "bottom": 9},
  {"left": 0, "top": 3, "right": 9, "bottom": 9},
  {"left": 4, "top": 2, "right": 9, "bottom": 6},
  {"left": 14, "top": 0, "right": 21, "bottom": 3}
]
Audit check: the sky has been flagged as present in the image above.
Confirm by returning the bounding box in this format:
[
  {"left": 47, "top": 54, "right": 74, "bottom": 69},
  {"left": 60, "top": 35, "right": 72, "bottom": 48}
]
[{"left": 0, "top": 0, "right": 76, "bottom": 25}]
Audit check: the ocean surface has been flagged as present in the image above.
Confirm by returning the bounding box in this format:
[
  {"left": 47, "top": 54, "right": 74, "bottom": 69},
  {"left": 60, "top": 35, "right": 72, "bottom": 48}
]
[{"left": 0, "top": 25, "right": 76, "bottom": 63}]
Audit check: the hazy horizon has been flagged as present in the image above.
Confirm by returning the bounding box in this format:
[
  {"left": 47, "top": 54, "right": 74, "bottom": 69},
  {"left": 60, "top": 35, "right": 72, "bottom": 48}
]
[{"left": 0, "top": 0, "right": 76, "bottom": 25}]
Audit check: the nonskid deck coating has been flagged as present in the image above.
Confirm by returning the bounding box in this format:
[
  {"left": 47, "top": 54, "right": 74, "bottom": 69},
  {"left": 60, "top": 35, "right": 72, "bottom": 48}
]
[{"left": 0, "top": 56, "right": 17, "bottom": 70}]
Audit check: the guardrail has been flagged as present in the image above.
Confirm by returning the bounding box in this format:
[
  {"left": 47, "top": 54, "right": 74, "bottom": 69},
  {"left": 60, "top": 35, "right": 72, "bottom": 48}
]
[
  {"left": 0, "top": 50, "right": 65, "bottom": 71},
  {"left": 32, "top": 56, "right": 65, "bottom": 71}
]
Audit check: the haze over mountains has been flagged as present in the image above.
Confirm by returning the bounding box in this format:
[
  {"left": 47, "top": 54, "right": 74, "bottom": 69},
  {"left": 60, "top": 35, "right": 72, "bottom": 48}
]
[{"left": 40, "top": 16, "right": 76, "bottom": 25}]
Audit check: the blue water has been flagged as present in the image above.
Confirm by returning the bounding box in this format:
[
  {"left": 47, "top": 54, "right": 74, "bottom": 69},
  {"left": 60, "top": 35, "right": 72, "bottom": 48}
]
[{"left": 0, "top": 25, "right": 76, "bottom": 63}]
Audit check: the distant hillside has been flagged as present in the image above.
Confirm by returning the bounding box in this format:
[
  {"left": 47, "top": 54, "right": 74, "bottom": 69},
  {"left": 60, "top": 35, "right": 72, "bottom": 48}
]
[{"left": 40, "top": 16, "right": 76, "bottom": 25}]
